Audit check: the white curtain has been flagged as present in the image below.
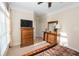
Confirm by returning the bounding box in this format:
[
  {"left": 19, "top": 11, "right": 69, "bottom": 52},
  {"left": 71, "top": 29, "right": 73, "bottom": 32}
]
[{"left": 0, "top": 2, "right": 10, "bottom": 56}]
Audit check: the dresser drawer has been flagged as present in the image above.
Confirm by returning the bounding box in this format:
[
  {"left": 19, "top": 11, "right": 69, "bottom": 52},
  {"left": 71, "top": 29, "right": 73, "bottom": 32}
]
[
  {"left": 22, "top": 29, "right": 33, "bottom": 32},
  {"left": 22, "top": 33, "right": 33, "bottom": 36},
  {"left": 21, "top": 41, "right": 33, "bottom": 47},
  {"left": 43, "top": 32, "right": 57, "bottom": 45},
  {"left": 22, "top": 38, "right": 33, "bottom": 43},
  {"left": 22, "top": 36, "right": 33, "bottom": 40},
  {"left": 21, "top": 27, "right": 33, "bottom": 47},
  {"left": 48, "top": 34, "right": 57, "bottom": 44}
]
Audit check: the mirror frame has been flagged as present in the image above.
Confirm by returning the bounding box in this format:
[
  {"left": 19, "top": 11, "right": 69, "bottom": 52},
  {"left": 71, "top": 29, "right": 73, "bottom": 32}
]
[{"left": 48, "top": 21, "right": 58, "bottom": 32}]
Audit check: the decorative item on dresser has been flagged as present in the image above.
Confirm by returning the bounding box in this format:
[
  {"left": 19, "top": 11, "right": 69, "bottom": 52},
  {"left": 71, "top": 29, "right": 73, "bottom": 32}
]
[{"left": 21, "top": 27, "right": 33, "bottom": 47}]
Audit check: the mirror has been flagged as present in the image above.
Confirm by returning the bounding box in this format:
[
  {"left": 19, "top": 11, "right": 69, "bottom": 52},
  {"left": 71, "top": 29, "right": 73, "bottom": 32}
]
[{"left": 48, "top": 21, "right": 58, "bottom": 32}]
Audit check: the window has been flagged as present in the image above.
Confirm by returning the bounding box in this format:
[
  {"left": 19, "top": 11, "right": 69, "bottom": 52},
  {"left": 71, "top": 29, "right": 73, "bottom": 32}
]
[{"left": 0, "top": 3, "right": 10, "bottom": 56}]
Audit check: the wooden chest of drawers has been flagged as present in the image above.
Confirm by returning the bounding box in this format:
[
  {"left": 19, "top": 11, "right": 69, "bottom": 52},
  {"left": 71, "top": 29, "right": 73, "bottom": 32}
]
[{"left": 21, "top": 27, "right": 33, "bottom": 47}]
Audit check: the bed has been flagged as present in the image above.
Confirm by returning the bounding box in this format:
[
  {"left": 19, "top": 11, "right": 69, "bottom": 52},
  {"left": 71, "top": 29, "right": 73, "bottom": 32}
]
[
  {"left": 23, "top": 44, "right": 79, "bottom": 56},
  {"left": 23, "top": 31, "right": 79, "bottom": 56}
]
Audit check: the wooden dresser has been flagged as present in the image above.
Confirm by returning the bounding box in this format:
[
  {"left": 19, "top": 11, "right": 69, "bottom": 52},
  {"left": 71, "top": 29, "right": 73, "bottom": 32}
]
[
  {"left": 43, "top": 31, "right": 57, "bottom": 45},
  {"left": 21, "top": 27, "right": 33, "bottom": 47}
]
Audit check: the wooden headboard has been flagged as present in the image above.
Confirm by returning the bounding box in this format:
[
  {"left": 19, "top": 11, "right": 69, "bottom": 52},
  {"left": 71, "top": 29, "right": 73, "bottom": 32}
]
[{"left": 43, "top": 31, "right": 57, "bottom": 45}]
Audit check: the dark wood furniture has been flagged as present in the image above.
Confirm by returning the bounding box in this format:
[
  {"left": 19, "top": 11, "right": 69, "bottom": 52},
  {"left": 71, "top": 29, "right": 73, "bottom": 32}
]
[
  {"left": 43, "top": 31, "right": 57, "bottom": 45},
  {"left": 21, "top": 27, "right": 33, "bottom": 47}
]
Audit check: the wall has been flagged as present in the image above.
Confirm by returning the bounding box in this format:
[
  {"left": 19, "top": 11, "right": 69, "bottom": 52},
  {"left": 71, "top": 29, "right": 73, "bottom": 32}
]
[
  {"left": 34, "top": 15, "right": 47, "bottom": 38},
  {"left": 47, "top": 5, "right": 79, "bottom": 51},
  {"left": 10, "top": 8, "right": 35, "bottom": 46}
]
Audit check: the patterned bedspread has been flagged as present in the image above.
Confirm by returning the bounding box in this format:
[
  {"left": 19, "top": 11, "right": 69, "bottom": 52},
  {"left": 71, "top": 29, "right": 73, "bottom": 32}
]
[{"left": 35, "top": 45, "right": 79, "bottom": 56}]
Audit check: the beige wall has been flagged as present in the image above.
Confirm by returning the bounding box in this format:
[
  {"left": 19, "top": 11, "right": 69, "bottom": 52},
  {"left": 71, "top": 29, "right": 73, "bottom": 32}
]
[
  {"left": 10, "top": 9, "right": 35, "bottom": 46},
  {"left": 47, "top": 5, "right": 79, "bottom": 51},
  {"left": 34, "top": 15, "right": 47, "bottom": 38}
]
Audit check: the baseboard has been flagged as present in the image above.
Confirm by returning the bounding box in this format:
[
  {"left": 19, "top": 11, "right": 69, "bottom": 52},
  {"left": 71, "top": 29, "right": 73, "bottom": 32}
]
[
  {"left": 10, "top": 42, "right": 20, "bottom": 47},
  {"left": 67, "top": 46, "right": 79, "bottom": 52}
]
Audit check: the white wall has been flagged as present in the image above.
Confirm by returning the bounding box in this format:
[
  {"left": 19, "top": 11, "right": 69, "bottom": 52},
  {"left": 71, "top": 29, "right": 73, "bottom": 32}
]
[
  {"left": 47, "top": 5, "right": 79, "bottom": 51},
  {"left": 34, "top": 15, "right": 47, "bottom": 38},
  {"left": 10, "top": 9, "right": 35, "bottom": 46}
]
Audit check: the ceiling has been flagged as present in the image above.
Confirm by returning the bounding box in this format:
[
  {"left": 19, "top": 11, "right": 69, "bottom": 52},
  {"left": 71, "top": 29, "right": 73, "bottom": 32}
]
[{"left": 9, "top": 2, "right": 78, "bottom": 16}]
